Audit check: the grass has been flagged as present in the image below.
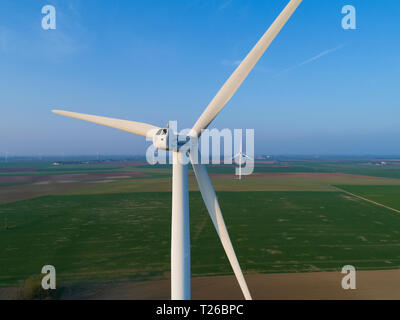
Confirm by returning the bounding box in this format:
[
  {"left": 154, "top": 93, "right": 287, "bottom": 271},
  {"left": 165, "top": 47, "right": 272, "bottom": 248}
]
[
  {"left": 0, "top": 193, "right": 171, "bottom": 286},
  {"left": 64, "top": 172, "right": 400, "bottom": 195},
  {"left": 1, "top": 190, "right": 400, "bottom": 287},
  {"left": 0, "top": 182, "right": 30, "bottom": 187},
  {"left": 2, "top": 159, "right": 400, "bottom": 287},
  {"left": 335, "top": 185, "right": 400, "bottom": 211}
]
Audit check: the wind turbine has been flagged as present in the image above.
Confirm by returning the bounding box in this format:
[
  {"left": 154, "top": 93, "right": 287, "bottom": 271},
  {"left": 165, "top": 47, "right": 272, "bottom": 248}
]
[
  {"left": 233, "top": 139, "right": 253, "bottom": 180},
  {"left": 52, "top": 0, "right": 302, "bottom": 300}
]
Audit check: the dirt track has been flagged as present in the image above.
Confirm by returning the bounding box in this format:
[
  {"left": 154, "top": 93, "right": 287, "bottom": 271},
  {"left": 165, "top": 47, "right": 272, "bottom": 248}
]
[
  {"left": 334, "top": 186, "right": 400, "bottom": 214},
  {"left": 56, "top": 270, "right": 400, "bottom": 300}
]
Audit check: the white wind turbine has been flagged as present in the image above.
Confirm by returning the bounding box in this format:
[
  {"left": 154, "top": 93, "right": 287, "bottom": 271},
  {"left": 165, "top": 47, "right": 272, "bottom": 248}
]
[
  {"left": 233, "top": 139, "right": 253, "bottom": 180},
  {"left": 52, "top": 0, "right": 302, "bottom": 300}
]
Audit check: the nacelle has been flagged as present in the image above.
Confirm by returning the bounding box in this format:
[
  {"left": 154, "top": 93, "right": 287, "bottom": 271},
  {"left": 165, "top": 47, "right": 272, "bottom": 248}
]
[
  {"left": 152, "top": 127, "right": 192, "bottom": 151},
  {"left": 153, "top": 128, "right": 169, "bottom": 150}
]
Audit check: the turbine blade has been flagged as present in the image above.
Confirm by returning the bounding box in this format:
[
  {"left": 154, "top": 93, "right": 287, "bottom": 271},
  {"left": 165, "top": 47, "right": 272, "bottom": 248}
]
[
  {"left": 190, "top": 0, "right": 302, "bottom": 137},
  {"left": 52, "top": 110, "right": 160, "bottom": 138},
  {"left": 190, "top": 153, "right": 252, "bottom": 300}
]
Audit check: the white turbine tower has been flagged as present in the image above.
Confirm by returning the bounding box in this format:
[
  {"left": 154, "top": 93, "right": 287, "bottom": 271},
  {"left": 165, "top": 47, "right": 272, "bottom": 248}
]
[{"left": 52, "top": 0, "right": 302, "bottom": 300}]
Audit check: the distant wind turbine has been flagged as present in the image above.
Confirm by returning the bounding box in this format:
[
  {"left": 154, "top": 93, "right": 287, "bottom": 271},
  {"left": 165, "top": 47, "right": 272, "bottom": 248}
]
[
  {"left": 233, "top": 139, "right": 253, "bottom": 180},
  {"left": 52, "top": 0, "right": 302, "bottom": 300}
]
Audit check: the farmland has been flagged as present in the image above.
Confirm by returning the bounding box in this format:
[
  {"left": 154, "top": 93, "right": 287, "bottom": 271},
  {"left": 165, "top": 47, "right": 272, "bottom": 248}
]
[{"left": 1, "top": 157, "right": 400, "bottom": 291}]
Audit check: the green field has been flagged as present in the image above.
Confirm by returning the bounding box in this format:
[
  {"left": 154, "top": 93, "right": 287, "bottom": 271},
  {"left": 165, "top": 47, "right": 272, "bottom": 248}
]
[
  {"left": 1, "top": 158, "right": 400, "bottom": 288},
  {"left": 3, "top": 158, "right": 400, "bottom": 179},
  {"left": 337, "top": 185, "right": 400, "bottom": 210},
  {"left": 1, "top": 189, "right": 400, "bottom": 287}
]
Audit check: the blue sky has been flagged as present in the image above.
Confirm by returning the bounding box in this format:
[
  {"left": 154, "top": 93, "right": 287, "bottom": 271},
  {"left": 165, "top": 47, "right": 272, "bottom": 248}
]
[{"left": 1, "top": 0, "right": 399, "bottom": 156}]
